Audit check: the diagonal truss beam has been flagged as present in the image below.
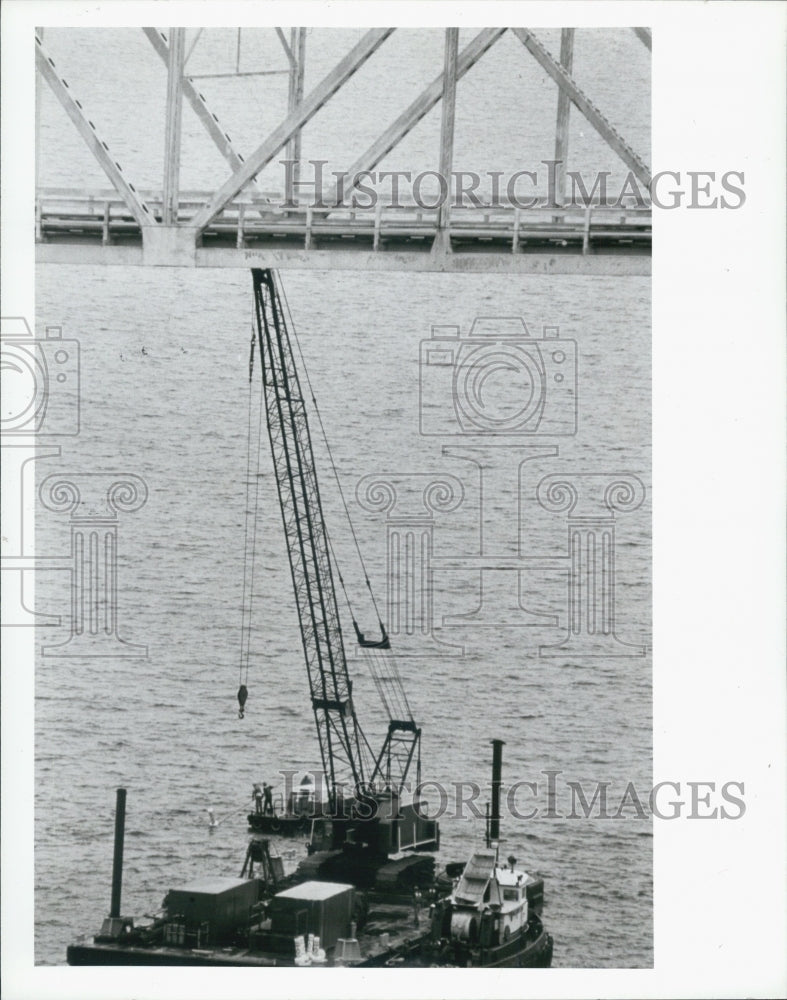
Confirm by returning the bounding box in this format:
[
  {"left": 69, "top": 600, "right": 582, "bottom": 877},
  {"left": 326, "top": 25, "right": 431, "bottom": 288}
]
[
  {"left": 511, "top": 27, "right": 651, "bottom": 188},
  {"left": 327, "top": 27, "right": 507, "bottom": 205},
  {"left": 184, "top": 28, "right": 203, "bottom": 65},
  {"left": 144, "top": 27, "right": 250, "bottom": 177},
  {"left": 190, "top": 28, "right": 395, "bottom": 234},
  {"left": 35, "top": 35, "right": 157, "bottom": 228},
  {"left": 275, "top": 27, "right": 296, "bottom": 68},
  {"left": 632, "top": 27, "right": 652, "bottom": 52}
]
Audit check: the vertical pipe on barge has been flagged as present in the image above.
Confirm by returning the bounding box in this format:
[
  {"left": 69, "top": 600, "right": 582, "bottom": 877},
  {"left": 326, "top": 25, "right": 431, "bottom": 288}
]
[
  {"left": 489, "top": 739, "right": 504, "bottom": 846},
  {"left": 109, "top": 787, "right": 127, "bottom": 918}
]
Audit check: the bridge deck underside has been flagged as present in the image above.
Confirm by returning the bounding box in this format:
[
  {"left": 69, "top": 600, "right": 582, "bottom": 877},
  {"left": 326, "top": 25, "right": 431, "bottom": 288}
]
[
  {"left": 37, "top": 243, "right": 650, "bottom": 275},
  {"left": 36, "top": 196, "right": 651, "bottom": 275}
]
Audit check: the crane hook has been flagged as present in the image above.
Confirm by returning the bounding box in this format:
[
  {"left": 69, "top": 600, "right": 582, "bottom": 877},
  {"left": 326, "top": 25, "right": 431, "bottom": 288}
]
[{"left": 237, "top": 684, "right": 248, "bottom": 719}]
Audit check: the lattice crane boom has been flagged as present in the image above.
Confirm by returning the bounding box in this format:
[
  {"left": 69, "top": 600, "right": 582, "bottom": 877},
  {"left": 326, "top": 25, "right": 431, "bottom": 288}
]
[
  {"left": 249, "top": 266, "right": 429, "bottom": 842},
  {"left": 251, "top": 268, "right": 369, "bottom": 802}
]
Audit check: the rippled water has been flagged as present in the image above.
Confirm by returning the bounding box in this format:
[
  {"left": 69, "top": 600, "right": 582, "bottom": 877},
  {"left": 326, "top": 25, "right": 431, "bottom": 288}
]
[{"left": 34, "top": 27, "right": 651, "bottom": 968}]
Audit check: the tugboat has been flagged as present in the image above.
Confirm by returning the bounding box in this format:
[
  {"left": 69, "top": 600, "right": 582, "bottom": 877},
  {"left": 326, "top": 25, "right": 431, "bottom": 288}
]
[{"left": 427, "top": 740, "right": 553, "bottom": 968}]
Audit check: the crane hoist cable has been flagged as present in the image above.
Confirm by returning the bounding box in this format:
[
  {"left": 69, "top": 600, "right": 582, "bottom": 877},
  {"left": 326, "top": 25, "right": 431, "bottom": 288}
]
[{"left": 237, "top": 315, "right": 265, "bottom": 718}]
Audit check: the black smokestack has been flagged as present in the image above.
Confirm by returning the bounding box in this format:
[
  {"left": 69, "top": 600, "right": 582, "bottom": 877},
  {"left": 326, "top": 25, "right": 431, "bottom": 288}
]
[
  {"left": 109, "top": 788, "right": 126, "bottom": 918},
  {"left": 490, "top": 739, "right": 504, "bottom": 844}
]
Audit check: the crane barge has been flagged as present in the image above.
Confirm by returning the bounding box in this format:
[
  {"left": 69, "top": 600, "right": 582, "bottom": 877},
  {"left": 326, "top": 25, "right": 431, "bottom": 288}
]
[{"left": 66, "top": 269, "right": 552, "bottom": 967}]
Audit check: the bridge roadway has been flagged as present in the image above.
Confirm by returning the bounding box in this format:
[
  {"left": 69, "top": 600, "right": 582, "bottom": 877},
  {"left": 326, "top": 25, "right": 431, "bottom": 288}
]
[{"left": 36, "top": 190, "right": 651, "bottom": 275}]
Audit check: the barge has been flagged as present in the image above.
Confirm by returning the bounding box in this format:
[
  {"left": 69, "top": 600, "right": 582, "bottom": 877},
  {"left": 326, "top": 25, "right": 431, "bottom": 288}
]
[
  {"left": 67, "top": 741, "right": 552, "bottom": 968},
  {"left": 66, "top": 272, "right": 553, "bottom": 968}
]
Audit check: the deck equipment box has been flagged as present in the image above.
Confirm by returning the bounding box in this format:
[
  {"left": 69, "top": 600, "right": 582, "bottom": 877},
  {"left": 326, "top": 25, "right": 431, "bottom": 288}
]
[
  {"left": 164, "top": 876, "right": 260, "bottom": 944},
  {"left": 267, "top": 881, "right": 354, "bottom": 953}
]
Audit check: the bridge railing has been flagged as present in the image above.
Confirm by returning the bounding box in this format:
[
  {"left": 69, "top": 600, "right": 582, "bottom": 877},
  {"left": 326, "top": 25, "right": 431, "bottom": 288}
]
[{"left": 36, "top": 189, "right": 652, "bottom": 256}]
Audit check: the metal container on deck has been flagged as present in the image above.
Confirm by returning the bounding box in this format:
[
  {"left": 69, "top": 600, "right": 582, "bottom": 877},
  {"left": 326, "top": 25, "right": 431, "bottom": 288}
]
[
  {"left": 263, "top": 881, "right": 354, "bottom": 954},
  {"left": 163, "top": 876, "right": 260, "bottom": 945}
]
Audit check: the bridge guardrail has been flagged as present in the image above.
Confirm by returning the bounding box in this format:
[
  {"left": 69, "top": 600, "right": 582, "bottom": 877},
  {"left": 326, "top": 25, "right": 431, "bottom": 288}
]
[{"left": 36, "top": 189, "right": 652, "bottom": 256}]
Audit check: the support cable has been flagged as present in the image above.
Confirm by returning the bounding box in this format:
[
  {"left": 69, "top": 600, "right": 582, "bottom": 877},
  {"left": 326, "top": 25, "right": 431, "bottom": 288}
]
[
  {"left": 276, "top": 277, "right": 418, "bottom": 754},
  {"left": 277, "top": 279, "right": 385, "bottom": 630}
]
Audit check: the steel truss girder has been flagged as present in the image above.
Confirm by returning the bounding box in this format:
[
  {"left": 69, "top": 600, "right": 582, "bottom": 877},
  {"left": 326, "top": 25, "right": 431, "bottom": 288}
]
[
  {"left": 436, "top": 28, "right": 459, "bottom": 232},
  {"left": 275, "top": 28, "right": 297, "bottom": 68},
  {"left": 554, "top": 29, "right": 575, "bottom": 204},
  {"left": 284, "top": 28, "right": 307, "bottom": 205},
  {"left": 327, "top": 27, "right": 507, "bottom": 206},
  {"left": 512, "top": 27, "right": 651, "bottom": 188},
  {"left": 144, "top": 27, "right": 251, "bottom": 178},
  {"left": 35, "top": 243, "right": 652, "bottom": 275},
  {"left": 192, "top": 29, "right": 395, "bottom": 234},
  {"left": 35, "top": 35, "right": 156, "bottom": 229},
  {"left": 162, "top": 28, "right": 185, "bottom": 225}
]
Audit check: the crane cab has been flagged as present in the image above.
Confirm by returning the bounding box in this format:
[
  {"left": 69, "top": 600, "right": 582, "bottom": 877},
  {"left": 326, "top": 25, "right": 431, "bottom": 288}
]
[{"left": 307, "top": 792, "right": 439, "bottom": 857}]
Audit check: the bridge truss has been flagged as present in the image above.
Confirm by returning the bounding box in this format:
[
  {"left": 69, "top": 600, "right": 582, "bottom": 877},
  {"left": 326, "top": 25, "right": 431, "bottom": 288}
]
[{"left": 35, "top": 26, "right": 652, "bottom": 275}]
